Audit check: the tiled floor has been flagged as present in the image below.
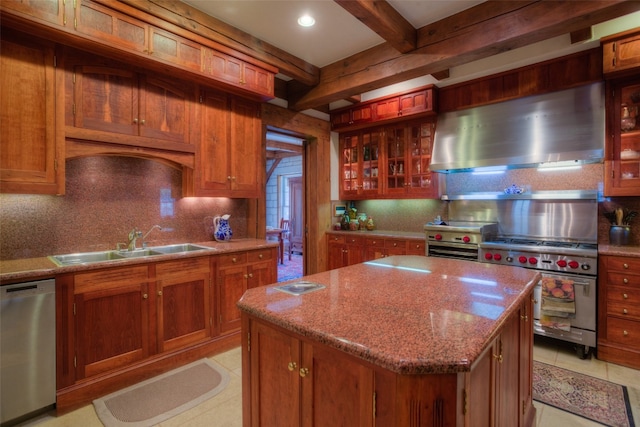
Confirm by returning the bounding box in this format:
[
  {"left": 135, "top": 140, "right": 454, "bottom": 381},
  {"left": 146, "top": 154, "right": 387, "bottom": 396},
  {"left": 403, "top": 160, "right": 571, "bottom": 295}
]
[{"left": 19, "top": 338, "right": 640, "bottom": 427}]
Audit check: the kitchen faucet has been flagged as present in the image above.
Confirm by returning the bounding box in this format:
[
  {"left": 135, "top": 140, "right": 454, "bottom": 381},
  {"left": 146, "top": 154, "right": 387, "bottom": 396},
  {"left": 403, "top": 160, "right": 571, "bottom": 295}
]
[
  {"left": 142, "top": 225, "right": 162, "bottom": 248},
  {"left": 127, "top": 228, "right": 143, "bottom": 251}
]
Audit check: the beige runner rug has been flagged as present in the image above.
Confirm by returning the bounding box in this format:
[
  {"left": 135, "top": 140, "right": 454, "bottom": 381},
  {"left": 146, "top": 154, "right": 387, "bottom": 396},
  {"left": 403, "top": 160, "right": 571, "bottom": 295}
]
[{"left": 93, "top": 359, "right": 230, "bottom": 427}]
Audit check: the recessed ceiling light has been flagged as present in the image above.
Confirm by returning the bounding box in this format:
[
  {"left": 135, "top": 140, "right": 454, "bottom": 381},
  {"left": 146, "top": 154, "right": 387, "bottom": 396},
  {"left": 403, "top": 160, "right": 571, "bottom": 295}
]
[{"left": 297, "top": 14, "right": 315, "bottom": 27}]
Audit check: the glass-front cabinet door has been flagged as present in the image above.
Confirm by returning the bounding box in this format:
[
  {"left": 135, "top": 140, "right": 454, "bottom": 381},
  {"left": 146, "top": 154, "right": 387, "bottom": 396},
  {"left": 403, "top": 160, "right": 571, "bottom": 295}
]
[
  {"left": 385, "top": 126, "right": 406, "bottom": 196},
  {"left": 361, "top": 130, "right": 381, "bottom": 197},
  {"left": 340, "top": 133, "right": 359, "bottom": 199},
  {"left": 407, "top": 121, "right": 437, "bottom": 196},
  {"left": 605, "top": 78, "right": 640, "bottom": 196},
  {"left": 339, "top": 129, "right": 382, "bottom": 199}
]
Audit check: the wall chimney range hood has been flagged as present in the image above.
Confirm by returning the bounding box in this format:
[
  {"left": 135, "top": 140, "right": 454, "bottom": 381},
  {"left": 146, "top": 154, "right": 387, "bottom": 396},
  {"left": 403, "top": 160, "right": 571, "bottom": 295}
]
[{"left": 429, "top": 83, "right": 605, "bottom": 173}]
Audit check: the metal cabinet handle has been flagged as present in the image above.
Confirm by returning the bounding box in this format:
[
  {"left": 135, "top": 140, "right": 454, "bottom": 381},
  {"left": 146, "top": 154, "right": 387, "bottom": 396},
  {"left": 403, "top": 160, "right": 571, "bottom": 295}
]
[
  {"left": 493, "top": 353, "right": 503, "bottom": 363},
  {"left": 299, "top": 367, "right": 309, "bottom": 378},
  {"left": 521, "top": 314, "right": 528, "bottom": 321},
  {"left": 288, "top": 362, "right": 297, "bottom": 371}
]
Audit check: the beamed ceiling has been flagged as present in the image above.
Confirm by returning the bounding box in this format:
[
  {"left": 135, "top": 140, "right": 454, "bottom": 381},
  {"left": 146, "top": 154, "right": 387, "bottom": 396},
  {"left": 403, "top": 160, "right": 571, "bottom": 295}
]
[{"left": 123, "top": 1, "right": 640, "bottom": 112}]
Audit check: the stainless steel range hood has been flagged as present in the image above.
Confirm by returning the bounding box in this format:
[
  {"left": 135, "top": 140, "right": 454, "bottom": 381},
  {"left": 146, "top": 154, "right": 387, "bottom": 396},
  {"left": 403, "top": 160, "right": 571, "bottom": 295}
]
[{"left": 429, "top": 82, "right": 605, "bottom": 173}]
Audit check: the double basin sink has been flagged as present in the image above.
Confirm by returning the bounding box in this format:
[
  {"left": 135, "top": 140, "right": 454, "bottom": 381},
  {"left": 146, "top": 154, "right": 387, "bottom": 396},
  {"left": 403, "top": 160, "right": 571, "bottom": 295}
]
[{"left": 49, "top": 243, "right": 212, "bottom": 266}]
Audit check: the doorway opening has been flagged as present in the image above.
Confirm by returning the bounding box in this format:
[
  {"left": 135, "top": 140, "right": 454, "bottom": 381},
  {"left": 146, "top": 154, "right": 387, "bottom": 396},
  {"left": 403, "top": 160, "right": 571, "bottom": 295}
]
[{"left": 266, "top": 131, "right": 304, "bottom": 282}]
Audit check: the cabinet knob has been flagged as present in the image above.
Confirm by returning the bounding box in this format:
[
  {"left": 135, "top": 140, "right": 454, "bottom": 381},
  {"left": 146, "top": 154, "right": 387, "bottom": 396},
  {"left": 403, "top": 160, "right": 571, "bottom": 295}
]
[
  {"left": 624, "top": 278, "right": 629, "bottom": 284},
  {"left": 244, "top": 274, "right": 248, "bottom": 279},
  {"left": 288, "top": 362, "right": 297, "bottom": 371},
  {"left": 623, "top": 330, "right": 629, "bottom": 336},
  {"left": 143, "top": 293, "right": 148, "bottom": 299},
  {"left": 227, "top": 176, "right": 232, "bottom": 180},
  {"left": 623, "top": 293, "right": 628, "bottom": 299},
  {"left": 259, "top": 254, "right": 263, "bottom": 259},
  {"left": 623, "top": 308, "right": 628, "bottom": 314},
  {"left": 624, "top": 263, "right": 629, "bottom": 269},
  {"left": 521, "top": 314, "right": 528, "bottom": 321},
  {"left": 299, "top": 367, "right": 309, "bottom": 378},
  {"left": 158, "top": 291, "right": 162, "bottom": 296},
  {"left": 416, "top": 244, "right": 420, "bottom": 249},
  {"left": 133, "top": 118, "right": 138, "bottom": 124},
  {"left": 249, "top": 273, "right": 253, "bottom": 278},
  {"left": 372, "top": 241, "right": 377, "bottom": 245},
  {"left": 232, "top": 257, "right": 237, "bottom": 263},
  {"left": 393, "top": 243, "right": 397, "bottom": 247},
  {"left": 140, "top": 119, "right": 145, "bottom": 125},
  {"left": 493, "top": 353, "right": 503, "bottom": 363}
]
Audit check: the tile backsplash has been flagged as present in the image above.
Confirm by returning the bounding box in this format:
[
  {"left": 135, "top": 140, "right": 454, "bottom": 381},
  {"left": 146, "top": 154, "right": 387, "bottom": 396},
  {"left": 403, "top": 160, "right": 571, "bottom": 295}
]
[{"left": 0, "top": 157, "right": 248, "bottom": 260}]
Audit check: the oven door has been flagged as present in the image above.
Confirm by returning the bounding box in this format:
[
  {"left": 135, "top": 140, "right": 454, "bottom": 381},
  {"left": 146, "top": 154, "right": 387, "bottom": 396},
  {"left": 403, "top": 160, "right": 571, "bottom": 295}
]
[{"left": 532, "top": 272, "right": 596, "bottom": 351}]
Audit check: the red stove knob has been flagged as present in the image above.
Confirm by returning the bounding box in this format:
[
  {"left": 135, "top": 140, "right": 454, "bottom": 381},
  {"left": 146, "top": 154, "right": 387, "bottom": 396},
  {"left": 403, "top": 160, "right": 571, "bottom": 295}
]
[
  {"left": 568, "top": 260, "right": 579, "bottom": 269},
  {"left": 493, "top": 253, "right": 502, "bottom": 261},
  {"left": 484, "top": 253, "right": 493, "bottom": 260},
  {"left": 528, "top": 257, "right": 538, "bottom": 265},
  {"left": 463, "top": 236, "right": 471, "bottom": 243},
  {"left": 435, "top": 234, "right": 442, "bottom": 241},
  {"left": 557, "top": 260, "right": 567, "bottom": 268},
  {"left": 518, "top": 256, "right": 527, "bottom": 263}
]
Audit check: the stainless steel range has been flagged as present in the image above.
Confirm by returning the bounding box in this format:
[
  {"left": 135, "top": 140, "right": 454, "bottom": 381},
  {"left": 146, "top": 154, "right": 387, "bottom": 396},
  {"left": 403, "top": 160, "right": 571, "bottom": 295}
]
[{"left": 426, "top": 191, "right": 599, "bottom": 358}]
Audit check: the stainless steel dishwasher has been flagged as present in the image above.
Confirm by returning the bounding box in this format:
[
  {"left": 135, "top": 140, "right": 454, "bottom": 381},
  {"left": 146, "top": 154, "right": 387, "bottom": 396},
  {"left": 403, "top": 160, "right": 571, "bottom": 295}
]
[{"left": 1, "top": 279, "right": 56, "bottom": 425}]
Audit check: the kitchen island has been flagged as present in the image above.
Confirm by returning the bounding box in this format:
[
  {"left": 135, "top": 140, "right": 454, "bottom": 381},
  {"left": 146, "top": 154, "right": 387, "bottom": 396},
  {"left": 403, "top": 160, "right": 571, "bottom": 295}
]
[{"left": 238, "top": 255, "right": 540, "bottom": 427}]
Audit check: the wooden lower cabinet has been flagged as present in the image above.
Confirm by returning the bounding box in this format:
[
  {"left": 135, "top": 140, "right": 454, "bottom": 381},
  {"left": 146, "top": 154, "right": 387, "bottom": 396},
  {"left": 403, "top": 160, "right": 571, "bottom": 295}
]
[
  {"left": 57, "top": 248, "right": 276, "bottom": 412},
  {"left": 363, "top": 237, "right": 407, "bottom": 260},
  {"left": 155, "top": 257, "right": 212, "bottom": 353},
  {"left": 327, "top": 234, "right": 363, "bottom": 269},
  {"left": 597, "top": 255, "right": 640, "bottom": 369},
  {"left": 74, "top": 265, "right": 150, "bottom": 379},
  {"left": 218, "top": 248, "right": 277, "bottom": 334},
  {"left": 242, "top": 294, "right": 535, "bottom": 427}
]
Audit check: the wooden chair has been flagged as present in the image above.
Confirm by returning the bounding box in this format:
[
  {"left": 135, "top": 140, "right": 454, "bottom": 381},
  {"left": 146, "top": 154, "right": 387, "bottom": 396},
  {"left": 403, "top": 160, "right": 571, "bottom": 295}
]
[{"left": 280, "top": 218, "right": 293, "bottom": 262}]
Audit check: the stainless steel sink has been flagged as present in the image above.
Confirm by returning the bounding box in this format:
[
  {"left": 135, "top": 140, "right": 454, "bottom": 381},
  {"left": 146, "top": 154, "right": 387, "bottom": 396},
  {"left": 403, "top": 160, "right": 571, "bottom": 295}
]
[
  {"left": 49, "top": 243, "right": 212, "bottom": 266},
  {"left": 49, "top": 250, "right": 127, "bottom": 266},
  {"left": 151, "top": 243, "right": 211, "bottom": 254},
  {"left": 274, "top": 281, "right": 325, "bottom": 296}
]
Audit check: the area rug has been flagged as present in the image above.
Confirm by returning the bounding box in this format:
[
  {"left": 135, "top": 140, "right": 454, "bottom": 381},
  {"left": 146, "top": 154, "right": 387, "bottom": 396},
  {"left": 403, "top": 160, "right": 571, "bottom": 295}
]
[
  {"left": 533, "top": 361, "right": 636, "bottom": 427},
  {"left": 93, "top": 359, "right": 230, "bottom": 427},
  {"left": 278, "top": 253, "right": 303, "bottom": 282}
]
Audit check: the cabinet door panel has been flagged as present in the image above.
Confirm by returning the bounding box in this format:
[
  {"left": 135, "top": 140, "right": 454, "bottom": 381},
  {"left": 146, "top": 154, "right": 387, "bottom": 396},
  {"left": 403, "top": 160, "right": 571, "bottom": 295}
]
[
  {"left": 2, "top": 0, "right": 65, "bottom": 25},
  {"left": 219, "top": 265, "right": 247, "bottom": 334},
  {"left": 149, "top": 27, "right": 203, "bottom": 72},
  {"left": 0, "top": 31, "right": 62, "bottom": 194},
  {"left": 75, "top": 284, "right": 149, "bottom": 379},
  {"left": 158, "top": 275, "right": 211, "bottom": 352},
  {"left": 198, "top": 90, "right": 230, "bottom": 191},
  {"left": 75, "top": 0, "right": 148, "bottom": 54},
  {"left": 73, "top": 66, "right": 138, "bottom": 135},
  {"left": 139, "top": 76, "right": 192, "bottom": 143},
  {"left": 250, "top": 320, "right": 301, "bottom": 427},
  {"left": 243, "top": 63, "right": 274, "bottom": 97},
  {"left": 301, "top": 343, "right": 374, "bottom": 427},
  {"left": 229, "top": 97, "right": 260, "bottom": 196}
]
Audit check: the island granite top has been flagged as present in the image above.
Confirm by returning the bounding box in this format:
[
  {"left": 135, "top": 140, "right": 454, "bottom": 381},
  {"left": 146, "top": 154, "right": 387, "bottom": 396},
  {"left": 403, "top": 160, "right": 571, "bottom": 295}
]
[{"left": 238, "top": 255, "right": 540, "bottom": 375}]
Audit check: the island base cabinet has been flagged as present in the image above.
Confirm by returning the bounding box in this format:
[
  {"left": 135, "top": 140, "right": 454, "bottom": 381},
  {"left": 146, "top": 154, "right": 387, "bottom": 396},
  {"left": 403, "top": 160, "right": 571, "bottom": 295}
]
[{"left": 242, "top": 295, "right": 535, "bottom": 427}]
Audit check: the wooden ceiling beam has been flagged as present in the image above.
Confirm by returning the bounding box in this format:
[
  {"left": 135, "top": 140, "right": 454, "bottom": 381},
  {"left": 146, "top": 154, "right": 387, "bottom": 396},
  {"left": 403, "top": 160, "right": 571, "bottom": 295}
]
[
  {"left": 292, "top": 0, "right": 640, "bottom": 111},
  {"left": 333, "top": 0, "right": 416, "bottom": 53}
]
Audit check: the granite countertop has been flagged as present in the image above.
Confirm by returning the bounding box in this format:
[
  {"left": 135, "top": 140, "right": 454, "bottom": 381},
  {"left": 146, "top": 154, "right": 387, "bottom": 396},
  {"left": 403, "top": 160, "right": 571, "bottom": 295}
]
[
  {"left": 0, "top": 239, "right": 279, "bottom": 284},
  {"left": 598, "top": 244, "right": 640, "bottom": 257},
  {"left": 238, "top": 255, "right": 540, "bottom": 375},
  {"left": 326, "top": 229, "right": 424, "bottom": 239}
]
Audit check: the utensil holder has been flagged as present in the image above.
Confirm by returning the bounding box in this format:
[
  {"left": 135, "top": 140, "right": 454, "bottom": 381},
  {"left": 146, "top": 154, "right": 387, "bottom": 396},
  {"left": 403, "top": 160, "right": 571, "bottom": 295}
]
[{"left": 610, "top": 225, "right": 631, "bottom": 246}]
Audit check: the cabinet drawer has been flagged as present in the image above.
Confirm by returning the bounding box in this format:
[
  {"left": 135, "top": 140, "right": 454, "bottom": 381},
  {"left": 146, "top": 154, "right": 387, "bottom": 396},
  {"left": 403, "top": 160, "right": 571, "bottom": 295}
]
[
  {"left": 218, "top": 252, "right": 247, "bottom": 267},
  {"left": 155, "top": 256, "right": 209, "bottom": 278},
  {"left": 75, "top": 265, "right": 149, "bottom": 293},
  {"left": 607, "top": 285, "right": 640, "bottom": 304},
  {"left": 328, "top": 235, "right": 346, "bottom": 244},
  {"left": 605, "top": 316, "right": 640, "bottom": 350},
  {"left": 364, "top": 238, "right": 384, "bottom": 247},
  {"left": 248, "top": 248, "right": 273, "bottom": 263},
  {"left": 608, "top": 302, "right": 640, "bottom": 320},
  {"left": 384, "top": 239, "right": 406, "bottom": 250},
  {"left": 406, "top": 240, "right": 425, "bottom": 255},
  {"left": 343, "top": 236, "right": 363, "bottom": 246},
  {"left": 607, "top": 256, "right": 640, "bottom": 272},
  {"left": 607, "top": 272, "right": 640, "bottom": 287}
]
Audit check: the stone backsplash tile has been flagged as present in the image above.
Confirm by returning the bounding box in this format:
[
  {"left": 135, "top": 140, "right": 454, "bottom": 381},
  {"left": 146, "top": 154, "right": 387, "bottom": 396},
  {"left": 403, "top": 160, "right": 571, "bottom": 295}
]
[{"left": 0, "top": 157, "right": 248, "bottom": 260}]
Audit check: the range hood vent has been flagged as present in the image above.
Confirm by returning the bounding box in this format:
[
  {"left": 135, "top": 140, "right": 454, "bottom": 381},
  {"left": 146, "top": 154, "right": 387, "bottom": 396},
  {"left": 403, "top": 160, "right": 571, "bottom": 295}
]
[{"left": 429, "top": 83, "right": 605, "bottom": 173}]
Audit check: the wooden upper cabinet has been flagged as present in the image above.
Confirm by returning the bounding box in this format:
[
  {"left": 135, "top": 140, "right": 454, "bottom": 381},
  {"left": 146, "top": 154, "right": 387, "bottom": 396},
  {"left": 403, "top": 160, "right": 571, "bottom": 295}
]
[
  {"left": 332, "top": 86, "right": 436, "bottom": 131},
  {"left": 0, "top": 29, "right": 64, "bottom": 195},
  {"left": 68, "top": 59, "right": 194, "bottom": 144},
  {"left": 190, "top": 89, "right": 261, "bottom": 197},
  {"left": 1, "top": 0, "right": 69, "bottom": 26},
  {"left": 203, "top": 48, "right": 274, "bottom": 98},
  {"left": 75, "top": 0, "right": 149, "bottom": 54},
  {"left": 603, "top": 28, "right": 640, "bottom": 77},
  {"left": 149, "top": 27, "right": 204, "bottom": 72}
]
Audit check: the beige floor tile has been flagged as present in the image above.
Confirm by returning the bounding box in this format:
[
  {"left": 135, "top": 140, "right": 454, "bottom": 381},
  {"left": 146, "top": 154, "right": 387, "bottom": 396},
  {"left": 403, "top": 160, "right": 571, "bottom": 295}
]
[
  {"left": 537, "top": 404, "right": 603, "bottom": 427},
  {"left": 533, "top": 340, "right": 558, "bottom": 364},
  {"left": 554, "top": 350, "right": 609, "bottom": 381},
  {"left": 211, "top": 347, "right": 243, "bottom": 373},
  {"left": 627, "top": 385, "right": 640, "bottom": 424},
  {"left": 607, "top": 361, "right": 640, "bottom": 388}
]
